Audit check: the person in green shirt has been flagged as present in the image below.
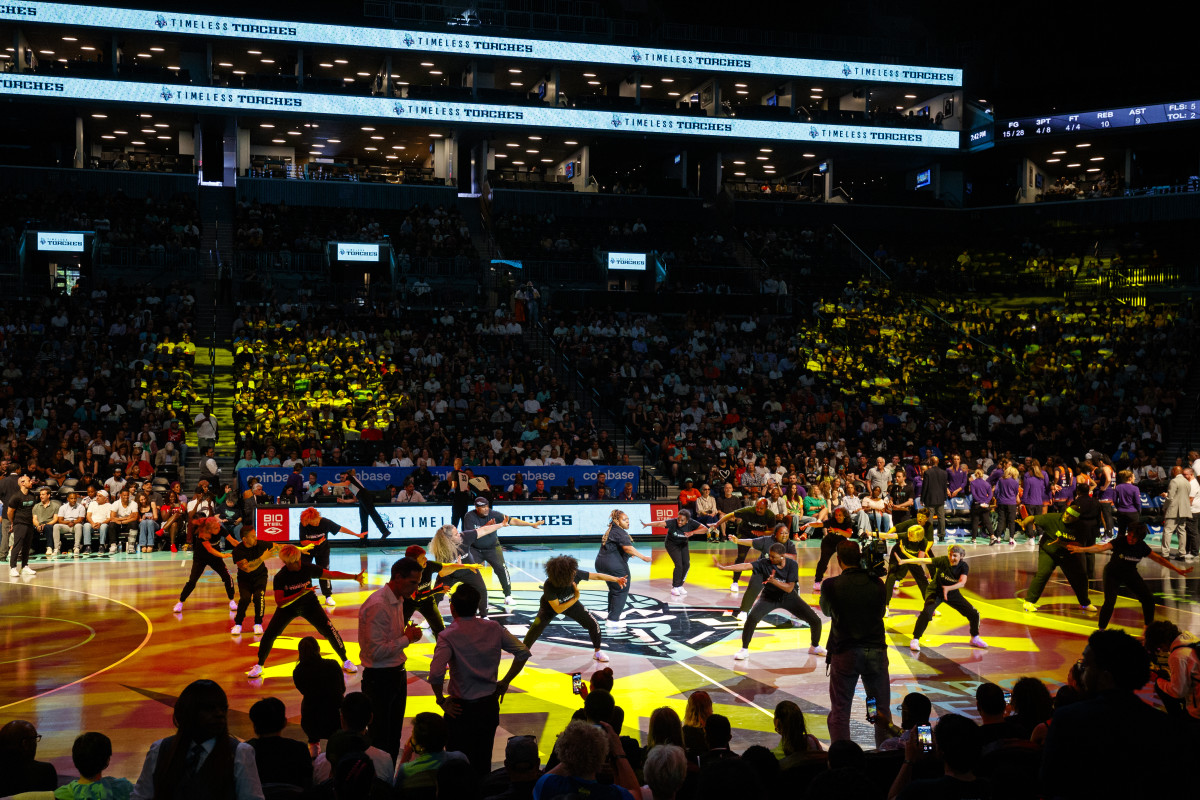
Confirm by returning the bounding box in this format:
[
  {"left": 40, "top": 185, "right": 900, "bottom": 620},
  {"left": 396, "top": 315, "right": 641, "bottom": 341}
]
[
  {"left": 1016, "top": 506, "right": 1096, "bottom": 613},
  {"left": 897, "top": 545, "right": 987, "bottom": 653}
]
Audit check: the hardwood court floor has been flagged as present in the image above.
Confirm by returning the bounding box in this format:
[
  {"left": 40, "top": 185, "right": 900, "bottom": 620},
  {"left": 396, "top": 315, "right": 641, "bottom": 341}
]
[{"left": 3, "top": 538, "right": 1196, "bottom": 778}]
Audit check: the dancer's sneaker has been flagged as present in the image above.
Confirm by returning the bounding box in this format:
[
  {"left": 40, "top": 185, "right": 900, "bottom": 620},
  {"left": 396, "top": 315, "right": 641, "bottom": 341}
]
[
  {"left": 504, "top": 595, "right": 515, "bottom": 606},
  {"left": 1021, "top": 601, "right": 1038, "bottom": 613},
  {"left": 253, "top": 624, "right": 264, "bottom": 635},
  {"left": 21, "top": 566, "right": 35, "bottom": 577},
  {"left": 808, "top": 644, "right": 827, "bottom": 656},
  {"left": 729, "top": 582, "right": 739, "bottom": 593},
  {"left": 45, "top": 547, "right": 53, "bottom": 556},
  {"left": 8, "top": 568, "right": 18, "bottom": 577},
  {"left": 325, "top": 596, "right": 336, "bottom": 608},
  {"left": 109, "top": 543, "right": 118, "bottom": 553},
  {"left": 670, "top": 587, "right": 682, "bottom": 596},
  {"left": 677, "top": 587, "right": 687, "bottom": 595},
  {"left": 1081, "top": 604, "right": 1098, "bottom": 613},
  {"left": 342, "top": 660, "right": 358, "bottom": 674},
  {"left": 1009, "top": 539, "right": 1016, "bottom": 547},
  {"left": 605, "top": 619, "right": 626, "bottom": 630},
  {"left": 736, "top": 611, "right": 748, "bottom": 623},
  {"left": 230, "top": 625, "right": 242, "bottom": 635},
  {"left": 247, "top": 664, "right": 263, "bottom": 678},
  {"left": 229, "top": 599, "right": 239, "bottom": 611},
  {"left": 812, "top": 581, "right": 821, "bottom": 593},
  {"left": 593, "top": 650, "right": 610, "bottom": 662},
  {"left": 173, "top": 602, "right": 184, "bottom": 613},
  {"left": 969, "top": 636, "right": 988, "bottom": 648},
  {"left": 734, "top": 648, "right": 749, "bottom": 660},
  {"left": 909, "top": 638, "right": 921, "bottom": 652}
]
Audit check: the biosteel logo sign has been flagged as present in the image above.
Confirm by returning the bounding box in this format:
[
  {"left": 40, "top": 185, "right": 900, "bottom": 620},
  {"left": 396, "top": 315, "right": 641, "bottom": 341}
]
[{"left": 257, "top": 510, "right": 288, "bottom": 541}]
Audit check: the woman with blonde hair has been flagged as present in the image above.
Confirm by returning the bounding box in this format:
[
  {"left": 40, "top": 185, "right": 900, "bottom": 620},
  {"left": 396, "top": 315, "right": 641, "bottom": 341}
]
[
  {"left": 594, "top": 509, "right": 651, "bottom": 630},
  {"left": 429, "top": 523, "right": 493, "bottom": 617}
]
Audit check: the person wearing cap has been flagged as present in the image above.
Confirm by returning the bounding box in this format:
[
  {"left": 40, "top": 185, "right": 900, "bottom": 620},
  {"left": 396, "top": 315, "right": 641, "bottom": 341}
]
[
  {"left": 402, "top": 543, "right": 485, "bottom": 638},
  {"left": 677, "top": 479, "right": 701, "bottom": 513},
  {"left": 247, "top": 543, "right": 365, "bottom": 679},
  {"left": 82, "top": 489, "right": 113, "bottom": 555},
  {"left": 874, "top": 522, "right": 936, "bottom": 615},
  {"left": 711, "top": 498, "right": 779, "bottom": 593},
  {"left": 323, "top": 468, "right": 392, "bottom": 540},
  {"left": 480, "top": 734, "right": 540, "bottom": 800},
  {"left": 1016, "top": 505, "right": 1098, "bottom": 613},
  {"left": 297, "top": 507, "right": 366, "bottom": 608},
  {"left": 461, "top": 497, "right": 543, "bottom": 607},
  {"left": 897, "top": 545, "right": 987, "bottom": 652},
  {"left": 723, "top": 522, "right": 798, "bottom": 620}
]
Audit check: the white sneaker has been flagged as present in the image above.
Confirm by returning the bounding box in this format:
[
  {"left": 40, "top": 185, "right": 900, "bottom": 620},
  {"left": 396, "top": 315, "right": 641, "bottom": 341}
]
[
  {"left": 606, "top": 619, "right": 626, "bottom": 630},
  {"left": 45, "top": 547, "right": 53, "bottom": 556},
  {"left": 109, "top": 544, "right": 118, "bottom": 553},
  {"left": 9, "top": 568, "right": 18, "bottom": 577},
  {"left": 677, "top": 587, "right": 687, "bottom": 596},
  {"left": 342, "top": 660, "right": 358, "bottom": 674},
  {"left": 73, "top": 547, "right": 81, "bottom": 556},
  {"left": 734, "top": 648, "right": 749, "bottom": 660},
  {"left": 21, "top": 566, "right": 35, "bottom": 577},
  {"left": 883, "top": 607, "right": 891, "bottom": 618},
  {"left": 969, "top": 636, "right": 988, "bottom": 648},
  {"left": 812, "top": 581, "right": 821, "bottom": 593},
  {"left": 909, "top": 638, "right": 921, "bottom": 652},
  {"left": 736, "top": 611, "right": 748, "bottom": 623},
  {"left": 808, "top": 644, "right": 827, "bottom": 656},
  {"left": 173, "top": 602, "right": 184, "bottom": 613},
  {"left": 325, "top": 596, "right": 336, "bottom": 608},
  {"left": 230, "top": 625, "right": 242, "bottom": 635},
  {"left": 593, "top": 650, "right": 610, "bottom": 662},
  {"left": 670, "top": 587, "right": 682, "bottom": 596},
  {"left": 253, "top": 623, "right": 264, "bottom": 635},
  {"left": 504, "top": 595, "right": 515, "bottom": 606},
  {"left": 53, "top": 548, "right": 61, "bottom": 557},
  {"left": 247, "top": 664, "right": 263, "bottom": 678},
  {"left": 729, "top": 582, "right": 739, "bottom": 593},
  {"left": 229, "top": 599, "right": 239, "bottom": 611}
]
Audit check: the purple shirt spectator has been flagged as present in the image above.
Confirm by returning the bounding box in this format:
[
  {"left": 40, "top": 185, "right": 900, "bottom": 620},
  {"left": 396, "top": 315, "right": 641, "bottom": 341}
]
[
  {"left": 1022, "top": 473, "right": 1049, "bottom": 506},
  {"left": 1113, "top": 483, "right": 1141, "bottom": 514},
  {"left": 969, "top": 478, "right": 994, "bottom": 505},
  {"left": 995, "top": 477, "right": 1020, "bottom": 505},
  {"left": 948, "top": 467, "right": 969, "bottom": 496}
]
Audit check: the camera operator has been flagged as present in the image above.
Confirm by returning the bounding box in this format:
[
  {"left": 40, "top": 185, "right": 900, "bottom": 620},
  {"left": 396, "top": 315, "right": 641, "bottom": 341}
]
[{"left": 820, "top": 539, "right": 892, "bottom": 745}]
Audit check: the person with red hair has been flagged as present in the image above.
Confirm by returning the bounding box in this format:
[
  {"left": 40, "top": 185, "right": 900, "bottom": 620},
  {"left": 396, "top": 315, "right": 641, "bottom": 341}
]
[
  {"left": 298, "top": 507, "right": 365, "bottom": 608},
  {"left": 172, "top": 517, "right": 237, "bottom": 615}
]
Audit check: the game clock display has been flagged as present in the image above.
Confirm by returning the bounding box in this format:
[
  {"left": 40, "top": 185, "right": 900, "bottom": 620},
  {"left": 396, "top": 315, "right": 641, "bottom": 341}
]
[{"left": 998, "top": 100, "right": 1200, "bottom": 141}]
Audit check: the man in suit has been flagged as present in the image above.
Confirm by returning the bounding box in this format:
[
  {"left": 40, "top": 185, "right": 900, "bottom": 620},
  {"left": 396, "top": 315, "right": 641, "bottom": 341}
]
[
  {"left": 1161, "top": 466, "right": 1194, "bottom": 558},
  {"left": 921, "top": 456, "right": 949, "bottom": 542}
]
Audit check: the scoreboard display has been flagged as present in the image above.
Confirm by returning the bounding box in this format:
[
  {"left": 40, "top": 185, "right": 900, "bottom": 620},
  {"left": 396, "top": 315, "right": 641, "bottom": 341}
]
[{"left": 997, "top": 100, "right": 1200, "bottom": 142}]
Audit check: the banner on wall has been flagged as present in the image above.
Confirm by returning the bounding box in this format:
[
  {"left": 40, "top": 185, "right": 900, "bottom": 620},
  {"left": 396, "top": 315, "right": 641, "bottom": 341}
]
[
  {"left": 6, "top": 2, "right": 962, "bottom": 86},
  {"left": 0, "top": 75, "right": 961, "bottom": 150},
  {"left": 254, "top": 501, "right": 656, "bottom": 542},
  {"left": 239, "top": 465, "right": 642, "bottom": 497}
]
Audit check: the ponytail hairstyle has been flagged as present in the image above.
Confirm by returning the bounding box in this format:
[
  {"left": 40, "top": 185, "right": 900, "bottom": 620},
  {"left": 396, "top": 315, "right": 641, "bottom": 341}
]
[{"left": 602, "top": 509, "right": 625, "bottom": 547}]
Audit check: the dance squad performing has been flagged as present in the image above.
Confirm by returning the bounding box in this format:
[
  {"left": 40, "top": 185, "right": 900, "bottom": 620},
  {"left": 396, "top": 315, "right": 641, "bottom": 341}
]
[{"left": 140, "top": 478, "right": 1188, "bottom": 682}]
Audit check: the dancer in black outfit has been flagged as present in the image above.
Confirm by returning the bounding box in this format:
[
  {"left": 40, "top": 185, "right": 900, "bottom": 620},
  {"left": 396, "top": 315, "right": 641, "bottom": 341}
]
[
  {"left": 713, "top": 543, "right": 826, "bottom": 661},
  {"left": 711, "top": 498, "right": 779, "bottom": 594},
  {"left": 247, "top": 544, "right": 365, "bottom": 679},
  {"left": 725, "top": 523, "right": 798, "bottom": 619},
  {"left": 401, "top": 543, "right": 484, "bottom": 637},
  {"left": 429, "top": 523, "right": 498, "bottom": 617},
  {"left": 812, "top": 507, "right": 856, "bottom": 591},
  {"left": 173, "top": 517, "right": 237, "bottom": 614},
  {"left": 231, "top": 527, "right": 277, "bottom": 636},
  {"left": 324, "top": 468, "right": 392, "bottom": 539},
  {"left": 298, "top": 506, "right": 366, "bottom": 607},
  {"left": 461, "top": 497, "right": 543, "bottom": 607},
  {"left": 874, "top": 522, "right": 934, "bottom": 613},
  {"left": 640, "top": 509, "right": 712, "bottom": 597},
  {"left": 1068, "top": 522, "right": 1191, "bottom": 629},
  {"left": 522, "top": 554, "right": 626, "bottom": 661},
  {"left": 901, "top": 545, "right": 988, "bottom": 652},
  {"left": 594, "top": 509, "right": 652, "bottom": 630}
]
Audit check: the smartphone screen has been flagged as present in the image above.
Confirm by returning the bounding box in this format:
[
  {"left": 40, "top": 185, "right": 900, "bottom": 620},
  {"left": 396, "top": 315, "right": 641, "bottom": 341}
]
[
  {"left": 1003, "top": 690, "right": 1012, "bottom": 705},
  {"left": 865, "top": 697, "right": 878, "bottom": 722},
  {"left": 917, "top": 724, "right": 933, "bottom": 753},
  {"left": 572, "top": 672, "right": 582, "bottom": 694}
]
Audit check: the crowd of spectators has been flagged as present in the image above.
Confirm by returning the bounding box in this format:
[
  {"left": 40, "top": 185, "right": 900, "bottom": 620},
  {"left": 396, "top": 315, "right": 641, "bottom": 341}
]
[
  {"left": 543, "top": 280, "right": 1192, "bottom": 497},
  {"left": 1, "top": 624, "right": 1188, "bottom": 800},
  {"left": 229, "top": 300, "right": 631, "bottom": 484}
]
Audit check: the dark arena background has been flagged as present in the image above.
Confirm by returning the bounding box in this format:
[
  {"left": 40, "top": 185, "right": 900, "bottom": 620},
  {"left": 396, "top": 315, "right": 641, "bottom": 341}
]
[{"left": 1, "top": 1, "right": 1197, "bottom": 798}]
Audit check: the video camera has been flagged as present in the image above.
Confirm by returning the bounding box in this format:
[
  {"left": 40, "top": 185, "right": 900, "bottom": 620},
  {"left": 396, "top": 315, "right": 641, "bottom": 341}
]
[{"left": 861, "top": 538, "right": 889, "bottom": 578}]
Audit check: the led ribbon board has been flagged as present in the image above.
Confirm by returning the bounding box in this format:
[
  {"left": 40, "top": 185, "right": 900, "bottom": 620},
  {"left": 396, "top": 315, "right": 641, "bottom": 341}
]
[
  {"left": 998, "top": 100, "right": 1200, "bottom": 142},
  {"left": 336, "top": 243, "right": 380, "bottom": 261},
  {"left": 4, "top": 1, "right": 962, "bottom": 87},
  {"left": 0, "top": 76, "right": 961, "bottom": 149},
  {"left": 36, "top": 231, "right": 85, "bottom": 251}
]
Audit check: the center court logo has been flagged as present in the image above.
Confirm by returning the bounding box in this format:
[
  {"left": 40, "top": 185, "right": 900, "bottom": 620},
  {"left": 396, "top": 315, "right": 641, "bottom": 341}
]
[{"left": 498, "top": 589, "right": 805, "bottom": 659}]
